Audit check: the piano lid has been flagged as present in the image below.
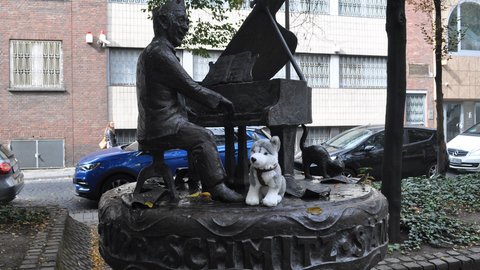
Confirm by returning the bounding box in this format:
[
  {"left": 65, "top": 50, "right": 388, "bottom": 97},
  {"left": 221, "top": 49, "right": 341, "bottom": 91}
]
[{"left": 211, "top": 0, "right": 297, "bottom": 82}]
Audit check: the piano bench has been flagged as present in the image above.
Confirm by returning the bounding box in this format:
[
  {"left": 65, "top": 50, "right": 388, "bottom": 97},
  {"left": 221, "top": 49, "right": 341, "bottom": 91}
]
[{"left": 133, "top": 149, "right": 179, "bottom": 202}]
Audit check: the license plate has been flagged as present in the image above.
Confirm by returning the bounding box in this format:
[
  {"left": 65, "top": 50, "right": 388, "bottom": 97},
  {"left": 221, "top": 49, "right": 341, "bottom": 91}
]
[{"left": 450, "top": 158, "right": 461, "bottom": 164}]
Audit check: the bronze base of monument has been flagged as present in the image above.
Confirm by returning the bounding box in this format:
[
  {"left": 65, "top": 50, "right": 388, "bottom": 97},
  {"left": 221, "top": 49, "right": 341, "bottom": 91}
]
[{"left": 98, "top": 181, "right": 388, "bottom": 270}]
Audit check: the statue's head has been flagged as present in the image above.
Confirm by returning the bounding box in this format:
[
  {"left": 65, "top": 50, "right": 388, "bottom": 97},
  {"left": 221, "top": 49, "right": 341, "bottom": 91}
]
[{"left": 152, "top": 0, "right": 189, "bottom": 47}]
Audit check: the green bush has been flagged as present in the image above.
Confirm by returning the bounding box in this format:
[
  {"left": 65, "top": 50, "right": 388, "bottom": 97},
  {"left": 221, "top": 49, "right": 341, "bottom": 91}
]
[
  {"left": 0, "top": 205, "right": 49, "bottom": 225},
  {"left": 377, "top": 173, "right": 480, "bottom": 252}
]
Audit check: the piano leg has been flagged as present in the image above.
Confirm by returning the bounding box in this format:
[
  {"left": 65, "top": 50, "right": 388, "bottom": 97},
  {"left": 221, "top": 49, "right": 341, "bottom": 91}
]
[
  {"left": 269, "top": 125, "right": 297, "bottom": 176},
  {"left": 236, "top": 126, "right": 249, "bottom": 192},
  {"left": 224, "top": 126, "right": 249, "bottom": 193},
  {"left": 224, "top": 126, "right": 236, "bottom": 187},
  {"left": 270, "top": 125, "right": 307, "bottom": 197}
]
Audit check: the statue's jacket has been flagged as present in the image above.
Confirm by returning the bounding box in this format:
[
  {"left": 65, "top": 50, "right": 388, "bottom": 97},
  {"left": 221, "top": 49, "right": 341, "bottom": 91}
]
[{"left": 136, "top": 36, "right": 221, "bottom": 141}]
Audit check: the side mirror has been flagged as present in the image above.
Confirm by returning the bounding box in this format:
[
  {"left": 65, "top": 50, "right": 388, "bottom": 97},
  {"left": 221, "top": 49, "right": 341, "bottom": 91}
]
[{"left": 364, "top": 145, "right": 376, "bottom": 152}]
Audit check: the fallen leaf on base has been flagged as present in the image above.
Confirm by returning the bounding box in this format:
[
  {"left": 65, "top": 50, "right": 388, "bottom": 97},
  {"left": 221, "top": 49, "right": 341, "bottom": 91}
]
[{"left": 307, "top": 207, "right": 323, "bottom": 215}]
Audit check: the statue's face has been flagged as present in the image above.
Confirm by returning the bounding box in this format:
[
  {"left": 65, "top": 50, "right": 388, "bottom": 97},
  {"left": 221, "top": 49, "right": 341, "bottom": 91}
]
[{"left": 166, "top": 11, "right": 189, "bottom": 47}]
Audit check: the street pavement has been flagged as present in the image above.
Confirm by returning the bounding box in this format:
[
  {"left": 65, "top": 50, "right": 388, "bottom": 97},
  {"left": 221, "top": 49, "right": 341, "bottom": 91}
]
[{"left": 13, "top": 167, "right": 100, "bottom": 225}]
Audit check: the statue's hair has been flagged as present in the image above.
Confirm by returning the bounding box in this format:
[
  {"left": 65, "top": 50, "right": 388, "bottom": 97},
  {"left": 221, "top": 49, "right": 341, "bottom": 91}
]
[
  {"left": 152, "top": 0, "right": 186, "bottom": 36},
  {"left": 153, "top": 0, "right": 185, "bottom": 17}
]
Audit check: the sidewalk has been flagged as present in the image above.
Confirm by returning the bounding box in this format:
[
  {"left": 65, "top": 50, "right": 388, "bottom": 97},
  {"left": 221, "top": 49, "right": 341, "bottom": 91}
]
[{"left": 22, "top": 167, "right": 75, "bottom": 180}]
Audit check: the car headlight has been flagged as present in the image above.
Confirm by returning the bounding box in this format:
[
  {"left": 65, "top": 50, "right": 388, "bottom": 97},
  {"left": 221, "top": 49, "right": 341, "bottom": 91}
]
[
  {"left": 330, "top": 155, "right": 337, "bottom": 160},
  {"left": 79, "top": 162, "right": 101, "bottom": 171}
]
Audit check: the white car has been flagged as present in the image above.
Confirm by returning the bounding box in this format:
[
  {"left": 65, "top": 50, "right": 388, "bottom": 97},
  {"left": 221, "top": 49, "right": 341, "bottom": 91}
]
[{"left": 447, "top": 122, "right": 480, "bottom": 172}]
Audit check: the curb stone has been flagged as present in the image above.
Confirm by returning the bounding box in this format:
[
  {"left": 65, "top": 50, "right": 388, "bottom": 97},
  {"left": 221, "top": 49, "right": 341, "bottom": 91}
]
[
  {"left": 56, "top": 215, "right": 95, "bottom": 269},
  {"left": 372, "top": 247, "right": 480, "bottom": 270}
]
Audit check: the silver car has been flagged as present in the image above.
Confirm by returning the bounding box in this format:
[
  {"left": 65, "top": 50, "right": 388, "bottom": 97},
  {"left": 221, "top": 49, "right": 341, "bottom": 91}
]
[
  {"left": 0, "top": 144, "right": 24, "bottom": 203},
  {"left": 447, "top": 122, "right": 480, "bottom": 172}
]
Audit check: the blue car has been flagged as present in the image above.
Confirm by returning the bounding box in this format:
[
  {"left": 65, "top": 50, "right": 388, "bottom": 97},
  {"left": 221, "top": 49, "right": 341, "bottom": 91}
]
[{"left": 73, "top": 128, "right": 267, "bottom": 200}]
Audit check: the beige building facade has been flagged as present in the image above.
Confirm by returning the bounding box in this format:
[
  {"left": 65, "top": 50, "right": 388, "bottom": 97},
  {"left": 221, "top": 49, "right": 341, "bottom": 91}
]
[{"left": 441, "top": 0, "right": 480, "bottom": 141}]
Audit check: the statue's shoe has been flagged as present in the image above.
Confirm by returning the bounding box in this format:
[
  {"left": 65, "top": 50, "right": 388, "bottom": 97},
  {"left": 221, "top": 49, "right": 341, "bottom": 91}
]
[{"left": 208, "top": 183, "right": 244, "bottom": 202}]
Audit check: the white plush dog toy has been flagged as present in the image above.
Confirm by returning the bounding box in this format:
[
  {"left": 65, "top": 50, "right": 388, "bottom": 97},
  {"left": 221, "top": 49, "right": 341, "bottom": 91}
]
[{"left": 245, "top": 136, "right": 286, "bottom": 207}]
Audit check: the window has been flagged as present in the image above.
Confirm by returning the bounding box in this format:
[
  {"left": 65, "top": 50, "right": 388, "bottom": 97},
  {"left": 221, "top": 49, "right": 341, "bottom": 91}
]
[
  {"left": 0, "top": 145, "right": 12, "bottom": 160},
  {"left": 10, "top": 40, "right": 63, "bottom": 90},
  {"left": 475, "top": 103, "right": 480, "bottom": 123},
  {"left": 339, "top": 56, "right": 387, "bottom": 88},
  {"left": 109, "top": 49, "right": 142, "bottom": 86},
  {"left": 407, "top": 129, "right": 432, "bottom": 144},
  {"left": 339, "top": 0, "right": 386, "bottom": 18},
  {"left": 116, "top": 129, "right": 137, "bottom": 145},
  {"left": 192, "top": 51, "right": 222, "bottom": 81},
  {"left": 302, "top": 127, "right": 331, "bottom": 146},
  {"left": 110, "top": 48, "right": 182, "bottom": 86},
  {"left": 405, "top": 93, "right": 426, "bottom": 126},
  {"left": 108, "top": 0, "right": 148, "bottom": 3},
  {"left": 293, "top": 54, "right": 330, "bottom": 88},
  {"left": 240, "top": 0, "right": 330, "bottom": 13},
  {"left": 448, "top": 1, "right": 480, "bottom": 53},
  {"left": 289, "top": 0, "right": 329, "bottom": 14},
  {"left": 364, "top": 132, "right": 385, "bottom": 149}
]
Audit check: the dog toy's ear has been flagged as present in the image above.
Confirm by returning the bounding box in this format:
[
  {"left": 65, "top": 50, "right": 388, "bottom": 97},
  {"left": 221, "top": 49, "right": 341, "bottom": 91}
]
[{"left": 270, "top": 136, "right": 281, "bottom": 152}]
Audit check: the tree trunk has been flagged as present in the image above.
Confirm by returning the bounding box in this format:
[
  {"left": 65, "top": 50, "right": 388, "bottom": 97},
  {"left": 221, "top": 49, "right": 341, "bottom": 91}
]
[
  {"left": 382, "top": 0, "right": 407, "bottom": 243},
  {"left": 434, "top": 0, "right": 447, "bottom": 176}
]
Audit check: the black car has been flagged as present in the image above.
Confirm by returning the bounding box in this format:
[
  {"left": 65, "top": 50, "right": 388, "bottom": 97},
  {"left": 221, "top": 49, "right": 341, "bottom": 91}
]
[
  {"left": 295, "top": 125, "right": 443, "bottom": 180},
  {"left": 0, "top": 144, "right": 24, "bottom": 203}
]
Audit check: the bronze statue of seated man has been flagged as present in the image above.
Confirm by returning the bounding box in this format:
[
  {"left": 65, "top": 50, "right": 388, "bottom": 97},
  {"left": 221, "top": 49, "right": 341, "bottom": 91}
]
[{"left": 134, "top": 0, "right": 242, "bottom": 203}]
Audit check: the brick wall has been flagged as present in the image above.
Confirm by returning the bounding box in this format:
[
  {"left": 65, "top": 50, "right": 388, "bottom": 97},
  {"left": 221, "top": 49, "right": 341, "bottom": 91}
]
[
  {"left": 0, "top": 0, "right": 108, "bottom": 166},
  {"left": 405, "top": 3, "right": 436, "bottom": 128}
]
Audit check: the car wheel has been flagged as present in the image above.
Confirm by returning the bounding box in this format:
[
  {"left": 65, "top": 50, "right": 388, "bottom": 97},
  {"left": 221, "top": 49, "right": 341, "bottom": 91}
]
[
  {"left": 426, "top": 163, "right": 437, "bottom": 178},
  {"left": 343, "top": 168, "right": 356, "bottom": 178},
  {"left": 101, "top": 174, "right": 135, "bottom": 194}
]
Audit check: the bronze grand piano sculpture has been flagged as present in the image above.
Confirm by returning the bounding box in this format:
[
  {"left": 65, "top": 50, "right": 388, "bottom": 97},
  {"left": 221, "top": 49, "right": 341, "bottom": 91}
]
[
  {"left": 98, "top": 1, "right": 389, "bottom": 269},
  {"left": 187, "top": 0, "right": 312, "bottom": 193}
]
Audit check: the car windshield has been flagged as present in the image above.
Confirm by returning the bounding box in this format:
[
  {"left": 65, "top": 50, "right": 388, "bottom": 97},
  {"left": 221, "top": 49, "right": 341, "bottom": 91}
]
[
  {"left": 324, "top": 128, "right": 374, "bottom": 149},
  {"left": 124, "top": 141, "right": 138, "bottom": 151},
  {"left": 463, "top": 122, "right": 480, "bottom": 136}
]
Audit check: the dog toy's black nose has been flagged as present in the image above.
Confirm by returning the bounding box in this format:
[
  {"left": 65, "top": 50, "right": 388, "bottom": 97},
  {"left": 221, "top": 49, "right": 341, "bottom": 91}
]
[{"left": 251, "top": 157, "right": 256, "bottom": 162}]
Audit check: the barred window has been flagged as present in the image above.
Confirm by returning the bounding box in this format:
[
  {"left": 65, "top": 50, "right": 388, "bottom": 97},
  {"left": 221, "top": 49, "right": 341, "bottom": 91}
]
[
  {"left": 108, "top": 0, "right": 148, "bottom": 3},
  {"left": 192, "top": 51, "right": 222, "bottom": 81},
  {"left": 339, "top": 56, "right": 387, "bottom": 88},
  {"left": 405, "top": 93, "right": 426, "bottom": 126},
  {"left": 116, "top": 129, "right": 137, "bottom": 145},
  {"left": 289, "top": 0, "right": 329, "bottom": 14},
  {"left": 293, "top": 54, "right": 330, "bottom": 88},
  {"left": 110, "top": 48, "right": 183, "bottom": 86},
  {"left": 109, "top": 49, "right": 142, "bottom": 86},
  {"left": 339, "top": 0, "right": 386, "bottom": 18},
  {"left": 10, "top": 40, "right": 63, "bottom": 90}
]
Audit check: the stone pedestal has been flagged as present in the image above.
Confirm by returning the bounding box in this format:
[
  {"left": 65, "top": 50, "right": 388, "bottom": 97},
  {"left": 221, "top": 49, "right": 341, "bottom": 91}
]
[{"left": 98, "top": 182, "right": 388, "bottom": 270}]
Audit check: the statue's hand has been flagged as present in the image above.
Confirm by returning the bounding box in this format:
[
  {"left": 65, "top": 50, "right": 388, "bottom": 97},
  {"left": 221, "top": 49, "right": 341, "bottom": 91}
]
[{"left": 218, "top": 97, "right": 234, "bottom": 114}]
